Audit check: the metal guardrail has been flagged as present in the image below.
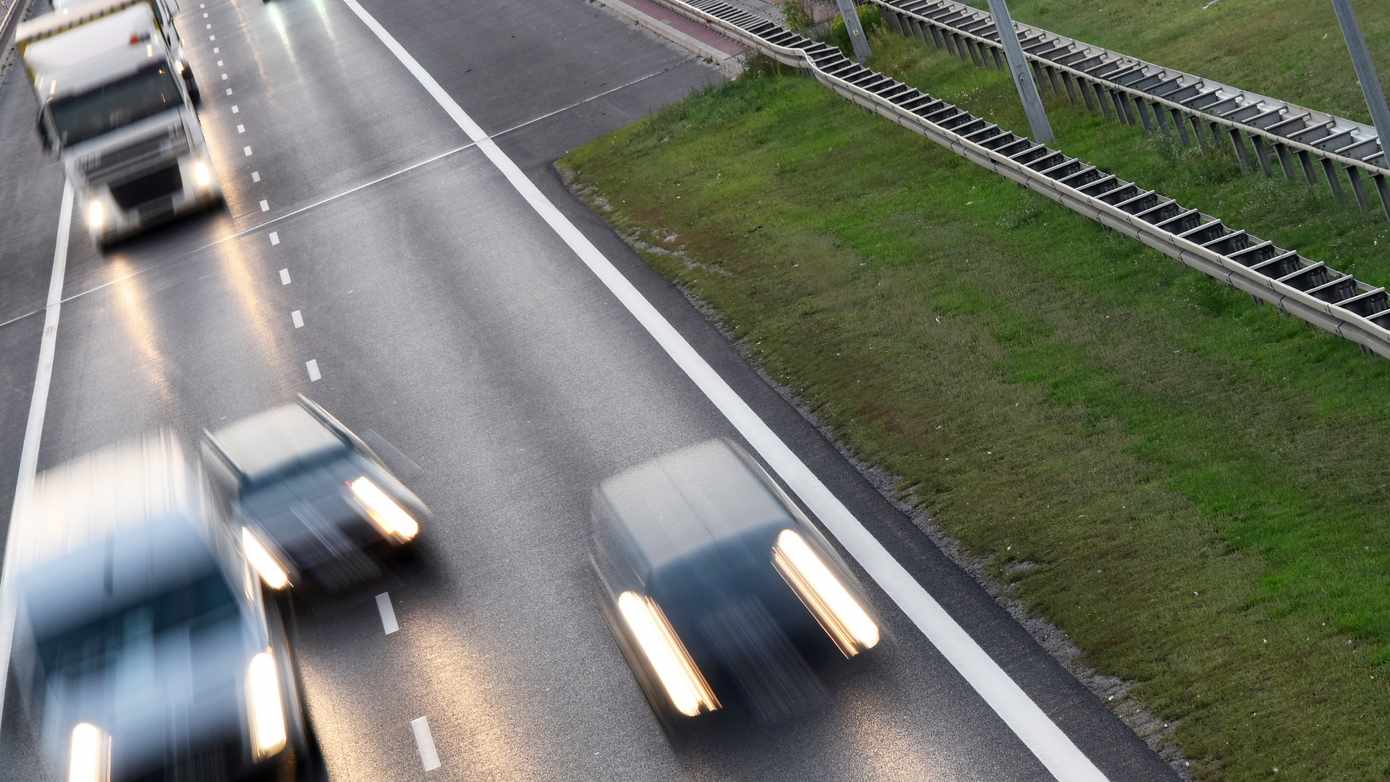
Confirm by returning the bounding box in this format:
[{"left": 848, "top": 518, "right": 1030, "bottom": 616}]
[
  {"left": 870, "top": 0, "right": 1390, "bottom": 220},
  {"left": 0, "top": 0, "right": 34, "bottom": 81},
  {"left": 649, "top": 0, "right": 1390, "bottom": 359}
]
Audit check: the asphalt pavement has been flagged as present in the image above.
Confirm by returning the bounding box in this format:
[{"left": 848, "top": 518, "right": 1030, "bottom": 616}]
[{"left": 0, "top": 0, "right": 1179, "bottom": 779}]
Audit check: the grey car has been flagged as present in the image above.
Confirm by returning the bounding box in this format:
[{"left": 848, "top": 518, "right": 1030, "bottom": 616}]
[
  {"left": 590, "top": 439, "right": 882, "bottom": 735},
  {"left": 203, "top": 396, "right": 427, "bottom": 593},
  {"left": 9, "top": 432, "right": 316, "bottom": 781}
]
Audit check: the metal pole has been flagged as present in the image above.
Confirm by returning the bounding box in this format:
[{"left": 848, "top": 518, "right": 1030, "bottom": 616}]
[
  {"left": 833, "top": 0, "right": 872, "bottom": 63},
  {"left": 1332, "top": 0, "right": 1390, "bottom": 158},
  {"left": 985, "top": 0, "right": 1053, "bottom": 143}
]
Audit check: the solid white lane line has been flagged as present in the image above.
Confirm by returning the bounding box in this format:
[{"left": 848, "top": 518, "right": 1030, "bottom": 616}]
[
  {"left": 410, "top": 717, "right": 441, "bottom": 772},
  {"left": 236, "top": 124, "right": 245, "bottom": 134},
  {"left": 340, "top": 3, "right": 1109, "bottom": 779},
  {"left": 259, "top": 199, "right": 269, "bottom": 212},
  {"left": 306, "top": 359, "right": 321, "bottom": 382},
  {"left": 375, "top": 592, "right": 399, "bottom": 634},
  {"left": 0, "top": 183, "right": 74, "bottom": 734},
  {"left": 231, "top": 104, "right": 239, "bottom": 114},
  {"left": 251, "top": 171, "right": 261, "bottom": 183},
  {"left": 243, "top": 145, "right": 253, "bottom": 157},
  {"left": 291, "top": 309, "right": 303, "bottom": 328},
  {"left": 279, "top": 268, "right": 291, "bottom": 285},
  {"left": 269, "top": 230, "right": 280, "bottom": 246}
]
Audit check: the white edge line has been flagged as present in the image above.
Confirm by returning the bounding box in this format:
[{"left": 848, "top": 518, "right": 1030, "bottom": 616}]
[
  {"left": 375, "top": 592, "right": 399, "bottom": 635},
  {"left": 410, "top": 716, "right": 441, "bottom": 771},
  {"left": 338, "top": 1, "right": 1108, "bottom": 779},
  {"left": 0, "top": 182, "right": 74, "bottom": 733}
]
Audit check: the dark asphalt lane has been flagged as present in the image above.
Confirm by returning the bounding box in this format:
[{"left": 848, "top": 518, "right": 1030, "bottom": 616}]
[{"left": 0, "top": 0, "right": 1177, "bottom": 778}]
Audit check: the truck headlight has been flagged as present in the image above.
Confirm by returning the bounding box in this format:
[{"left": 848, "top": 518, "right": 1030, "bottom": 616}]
[
  {"left": 348, "top": 477, "right": 419, "bottom": 542},
  {"left": 772, "top": 529, "right": 880, "bottom": 656},
  {"left": 616, "top": 591, "right": 719, "bottom": 717},
  {"left": 192, "top": 160, "right": 213, "bottom": 189},
  {"left": 246, "top": 650, "right": 287, "bottom": 759},
  {"left": 242, "top": 526, "right": 290, "bottom": 590},
  {"left": 68, "top": 722, "right": 110, "bottom": 782},
  {"left": 84, "top": 201, "right": 105, "bottom": 231}
]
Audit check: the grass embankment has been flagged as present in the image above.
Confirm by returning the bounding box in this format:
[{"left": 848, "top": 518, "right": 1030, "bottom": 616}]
[
  {"left": 562, "top": 28, "right": 1390, "bottom": 780},
  {"left": 967, "top": 0, "right": 1390, "bottom": 125}
]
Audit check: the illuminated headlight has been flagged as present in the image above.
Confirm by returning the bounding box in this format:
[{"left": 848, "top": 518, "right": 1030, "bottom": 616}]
[
  {"left": 68, "top": 722, "right": 110, "bottom": 782},
  {"left": 246, "top": 650, "right": 287, "bottom": 760},
  {"left": 348, "top": 477, "right": 419, "bottom": 542},
  {"left": 616, "top": 591, "right": 719, "bottom": 717},
  {"left": 242, "top": 526, "right": 290, "bottom": 590},
  {"left": 84, "top": 201, "right": 105, "bottom": 231},
  {"left": 772, "top": 529, "right": 880, "bottom": 656},
  {"left": 192, "top": 160, "right": 213, "bottom": 189}
]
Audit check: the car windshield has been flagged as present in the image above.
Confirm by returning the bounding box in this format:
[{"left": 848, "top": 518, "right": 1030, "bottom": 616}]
[
  {"left": 35, "top": 572, "right": 239, "bottom": 675},
  {"left": 48, "top": 63, "right": 181, "bottom": 147}
]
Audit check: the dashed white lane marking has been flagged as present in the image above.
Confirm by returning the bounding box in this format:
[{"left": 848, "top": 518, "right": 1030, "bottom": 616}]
[
  {"left": 210, "top": 34, "right": 216, "bottom": 40},
  {"left": 217, "top": 59, "right": 223, "bottom": 66},
  {"left": 224, "top": 86, "right": 232, "bottom": 95},
  {"left": 251, "top": 171, "right": 261, "bottom": 183},
  {"left": 375, "top": 592, "right": 399, "bottom": 635},
  {"left": 410, "top": 717, "right": 441, "bottom": 772},
  {"left": 236, "top": 124, "right": 245, "bottom": 134},
  {"left": 243, "top": 145, "right": 253, "bottom": 157},
  {"left": 341, "top": 1, "right": 1111, "bottom": 778},
  {"left": 259, "top": 199, "right": 269, "bottom": 212},
  {"left": 206, "top": 22, "right": 211, "bottom": 28},
  {"left": 231, "top": 104, "right": 239, "bottom": 114},
  {"left": 291, "top": 309, "right": 303, "bottom": 328},
  {"left": 279, "top": 268, "right": 291, "bottom": 285},
  {"left": 221, "top": 73, "right": 228, "bottom": 80},
  {"left": 0, "top": 183, "right": 74, "bottom": 734},
  {"left": 305, "top": 360, "right": 321, "bottom": 383},
  {"left": 269, "top": 230, "right": 280, "bottom": 246},
  {"left": 213, "top": 46, "right": 219, "bottom": 53},
  {"left": 203, "top": 11, "right": 208, "bottom": 17}
]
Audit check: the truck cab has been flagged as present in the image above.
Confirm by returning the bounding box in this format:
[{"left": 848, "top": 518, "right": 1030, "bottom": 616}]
[{"left": 18, "top": 0, "right": 222, "bottom": 246}]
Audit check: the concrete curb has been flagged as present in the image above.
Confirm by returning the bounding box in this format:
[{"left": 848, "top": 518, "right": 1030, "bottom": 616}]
[{"left": 591, "top": 0, "right": 748, "bottom": 78}]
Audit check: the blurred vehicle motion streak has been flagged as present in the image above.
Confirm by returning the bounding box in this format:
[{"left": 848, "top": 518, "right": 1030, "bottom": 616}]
[{"left": 590, "top": 439, "right": 882, "bottom": 738}]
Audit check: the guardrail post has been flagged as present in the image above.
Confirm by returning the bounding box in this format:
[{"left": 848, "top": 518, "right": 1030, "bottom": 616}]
[
  {"left": 986, "top": 0, "right": 1054, "bottom": 143},
  {"left": 834, "top": 0, "right": 872, "bottom": 63},
  {"left": 1332, "top": 0, "right": 1390, "bottom": 180}
]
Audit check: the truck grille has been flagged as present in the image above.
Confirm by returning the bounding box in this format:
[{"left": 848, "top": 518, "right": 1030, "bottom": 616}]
[
  {"left": 81, "top": 126, "right": 189, "bottom": 183},
  {"left": 110, "top": 165, "right": 183, "bottom": 211}
]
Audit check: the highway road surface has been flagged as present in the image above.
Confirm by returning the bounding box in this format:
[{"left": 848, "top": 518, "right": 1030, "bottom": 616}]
[{"left": 0, "top": 0, "right": 1179, "bottom": 778}]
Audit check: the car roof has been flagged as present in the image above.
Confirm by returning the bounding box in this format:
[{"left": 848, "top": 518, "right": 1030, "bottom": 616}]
[
  {"left": 210, "top": 403, "right": 347, "bottom": 487},
  {"left": 594, "top": 439, "right": 795, "bottom": 580}
]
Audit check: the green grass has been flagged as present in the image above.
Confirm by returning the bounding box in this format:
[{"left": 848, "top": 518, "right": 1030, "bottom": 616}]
[
  {"left": 562, "top": 35, "right": 1390, "bottom": 779},
  {"left": 957, "top": 0, "right": 1390, "bottom": 125}
]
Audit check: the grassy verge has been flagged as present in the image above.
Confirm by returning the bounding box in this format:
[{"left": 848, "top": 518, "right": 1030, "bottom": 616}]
[
  {"left": 561, "top": 36, "right": 1390, "bottom": 780},
  {"left": 960, "top": 0, "right": 1390, "bottom": 125}
]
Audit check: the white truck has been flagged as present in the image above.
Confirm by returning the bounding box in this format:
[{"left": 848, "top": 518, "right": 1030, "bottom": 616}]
[{"left": 16, "top": 0, "right": 221, "bottom": 246}]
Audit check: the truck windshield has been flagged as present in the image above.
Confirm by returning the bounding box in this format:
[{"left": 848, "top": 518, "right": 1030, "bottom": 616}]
[{"left": 48, "top": 63, "right": 181, "bottom": 147}]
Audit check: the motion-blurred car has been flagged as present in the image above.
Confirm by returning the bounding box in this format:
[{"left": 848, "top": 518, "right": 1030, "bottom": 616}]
[
  {"left": 9, "top": 431, "right": 316, "bottom": 781},
  {"left": 590, "top": 439, "right": 881, "bottom": 734},
  {"left": 203, "top": 396, "right": 427, "bottom": 592}
]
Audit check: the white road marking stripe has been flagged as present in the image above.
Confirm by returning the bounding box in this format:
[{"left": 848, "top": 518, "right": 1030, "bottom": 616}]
[
  {"left": 410, "top": 717, "right": 441, "bottom": 771},
  {"left": 291, "top": 309, "right": 303, "bottom": 328},
  {"left": 203, "top": 11, "right": 208, "bottom": 17},
  {"left": 251, "top": 171, "right": 261, "bottom": 183},
  {"left": 269, "top": 230, "right": 280, "bottom": 246},
  {"left": 224, "top": 86, "right": 232, "bottom": 95},
  {"left": 221, "top": 73, "right": 228, "bottom": 80},
  {"left": 0, "top": 183, "right": 73, "bottom": 735},
  {"left": 206, "top": 22, "right": 211, "bottom": 28},
  {"left": 236, "top": 124, "right": 245, "bottom": 134},
  {"left": 210, "top": 34, "right": 216, "bottom": 41},
  {"left": 279, "top": 268, "right": 291, "bottom": 285},
  {"left": 213, "top": 46, "right": 219, "bottom": 53},
  {"left": 375, "top": 592, "right": 398, "bottom": 634},
  {"left": 306, "top": 360, "right": 321, "bottom": 382},
  {"left": 231, "top": 104, "right": 239, "bottom": 114},
  {"left": 243, "top": 145, "right": 253, "bottom": 157},
  {"left": 340, "top": 3, "right": 1110, "bottom": 778},
  {"left": 217, "top": 59, "right": 223, "bottom": 66},
  {"left": 259, "top": 199, "right": 269, "bottom": 212}
]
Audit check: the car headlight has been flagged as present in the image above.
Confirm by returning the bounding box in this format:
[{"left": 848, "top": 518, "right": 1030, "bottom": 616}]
[
  {"left": 348, "top": 477, "right": 419, "bottom": 542},
  {"left": 616, "top": 591, "right": 719, "bottom": 717},
  {"left": 242, "top": 526, "right": 290, "bottom": 590},
  {"left": 246, "top": 650, "right": 287, "bottom": 760},
  {"left": 772, "top": 529, "right": 880, "bottom": 656},
  {"left": 84, "top": 201, "right": 105, "bottom": 231},
  {"left": 68, "top": 722, "right": 110, "bottom": 782},
  {"left": 192, "top": 160, "right": 213, "bottom": 189}
]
